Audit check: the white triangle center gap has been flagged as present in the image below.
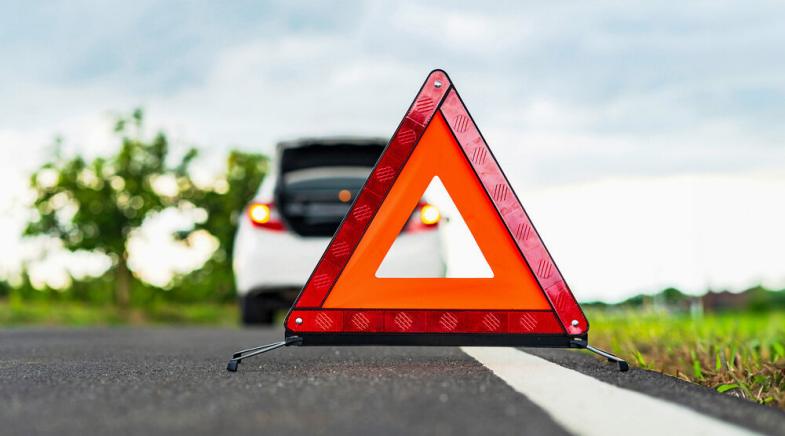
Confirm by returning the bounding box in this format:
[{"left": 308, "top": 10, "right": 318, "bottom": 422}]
[{"left": 375, "top": 176, "right": 494, "bottom": 278}]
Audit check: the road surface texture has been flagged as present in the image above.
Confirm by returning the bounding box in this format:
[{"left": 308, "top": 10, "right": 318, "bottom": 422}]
[{"left": 2, "top": 328, "right": 784, "bottom": 436}]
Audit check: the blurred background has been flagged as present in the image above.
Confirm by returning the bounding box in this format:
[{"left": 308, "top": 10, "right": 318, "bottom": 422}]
[{"left": 2, "top": 0, "right": 784, "bottom": 407}]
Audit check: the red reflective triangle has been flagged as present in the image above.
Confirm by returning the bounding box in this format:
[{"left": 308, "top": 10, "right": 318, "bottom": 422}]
[{"left": 284, "top": 70, "right": 588, "bottom": 344}]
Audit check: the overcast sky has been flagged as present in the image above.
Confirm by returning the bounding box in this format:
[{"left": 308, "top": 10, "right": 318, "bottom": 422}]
[{"left": 1, "top": 1, "right": 784, "bottom": 302}]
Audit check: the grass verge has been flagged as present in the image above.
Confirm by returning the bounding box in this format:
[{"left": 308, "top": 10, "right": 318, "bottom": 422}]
[
  {"left": 0, "top": 299, "right": 239, "bottom": 327},
  {"left": 586, "top": 309, "right": 785, "bottom": 410}
]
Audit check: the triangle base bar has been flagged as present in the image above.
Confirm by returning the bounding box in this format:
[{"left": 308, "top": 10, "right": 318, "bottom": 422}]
[
  {"left": 288, "top": 309, "right": 564, "bottom": 335},
  {"left": 285, "top": 331, "right": 580, "bottom": 347}
]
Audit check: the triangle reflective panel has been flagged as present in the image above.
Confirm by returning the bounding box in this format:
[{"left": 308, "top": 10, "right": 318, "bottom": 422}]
[{"left": 227, "top": 70, "right": 629, "bottom": 372}]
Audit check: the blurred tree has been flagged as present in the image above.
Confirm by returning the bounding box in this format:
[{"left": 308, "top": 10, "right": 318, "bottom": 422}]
[
  {"left": 0, "top": 278, "right": 9, "bottom": 299},
  {"left": 175, "top": 150, "right": 268, "bottom": 302},
  {"left": 24, "top": 109, "right": 197, "bottom": 308}
]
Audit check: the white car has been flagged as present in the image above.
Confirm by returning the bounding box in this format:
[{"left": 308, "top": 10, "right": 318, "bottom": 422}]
[{"left": 233, "top": 137, "right": 445, "bottom": 324}]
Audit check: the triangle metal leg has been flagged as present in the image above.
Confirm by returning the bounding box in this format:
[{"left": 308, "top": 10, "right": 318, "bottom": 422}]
[
  {"left": 570, "top": 338, "right": 629, "bottom": 372},
  {"left": 227, "top": 336, "right": 302, "bottom": 372}
]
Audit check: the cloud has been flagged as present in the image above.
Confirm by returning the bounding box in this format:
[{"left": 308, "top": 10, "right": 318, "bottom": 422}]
[{"left": 1, "top": 1, "right": 784, "bottom": 299}]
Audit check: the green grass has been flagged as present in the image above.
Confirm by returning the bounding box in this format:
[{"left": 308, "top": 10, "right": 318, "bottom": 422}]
[
  {"left": 586, "top": 309, "right": 785, "bottom": 410},
  {"left": 0, "top": 299, "right": 239, "bottom": 327}
]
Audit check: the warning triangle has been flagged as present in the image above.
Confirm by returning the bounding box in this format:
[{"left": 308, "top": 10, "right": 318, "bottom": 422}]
[{"left": 285, "top": 70, "right": 588, "bottom": 346}]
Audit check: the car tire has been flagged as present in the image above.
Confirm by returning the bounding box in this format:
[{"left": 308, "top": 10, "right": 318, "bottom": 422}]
[{"left": 240, "top": 295, "right": 276, "bottom": 325}]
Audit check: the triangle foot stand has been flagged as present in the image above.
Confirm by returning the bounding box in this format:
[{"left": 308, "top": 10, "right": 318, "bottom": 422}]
[
  {"left": 570, "top": 338, "right": 629, "bottom": 372},
  {"left": 226, "top": 336, "right": 302, "bottom": 372}
]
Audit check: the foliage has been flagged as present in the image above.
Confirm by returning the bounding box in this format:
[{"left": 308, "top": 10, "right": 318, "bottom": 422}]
[
  {"left": 20, "top": 108, "right": 268, "bottom": 307},
  {"left": 587, "top": 309, "right": 785, "bottom": 410},
  {"left": 24, "top": 109, "right": 197, "bottom": 307},
  {"left": 172, "top": 150, "right": 268, "bottom": 303},
  {"left": 0, "top": 299, "right": 237, "bottom": 326},
  {"left": 583, "top": 285, "right": 785, "bottom": 312}
]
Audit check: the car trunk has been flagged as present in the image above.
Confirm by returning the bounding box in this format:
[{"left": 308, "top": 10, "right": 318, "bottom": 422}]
[{"left": 275, "top": 142, "right": 385, "bottom": 237}]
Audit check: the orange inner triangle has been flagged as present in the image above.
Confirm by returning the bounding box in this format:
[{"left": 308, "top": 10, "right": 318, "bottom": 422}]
[{"left": 322, "top": 113, "right": 550, "bottom": 310}]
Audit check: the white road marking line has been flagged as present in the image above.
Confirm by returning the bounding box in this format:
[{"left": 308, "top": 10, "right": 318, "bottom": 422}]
[{"left": 461, "top": 347, "right": 758, "bottom": 436}]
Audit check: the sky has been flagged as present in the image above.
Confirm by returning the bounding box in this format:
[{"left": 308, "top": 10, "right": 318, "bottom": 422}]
[{"left": 1, "top": 1, "right": 784, "bottom": 302}]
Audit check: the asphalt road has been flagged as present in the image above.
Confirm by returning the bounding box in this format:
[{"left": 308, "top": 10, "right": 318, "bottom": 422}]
[{"left": 1, "top": 328, "right": 784, "bottom": 436}]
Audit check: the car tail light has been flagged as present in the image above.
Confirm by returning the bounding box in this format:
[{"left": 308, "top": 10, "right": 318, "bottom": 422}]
[
  {"left": 404, "top": 202, "right": 440, "bottom": 232},
  {"left": 247, "top": 202, "right": 286, "bottom": 231}
]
